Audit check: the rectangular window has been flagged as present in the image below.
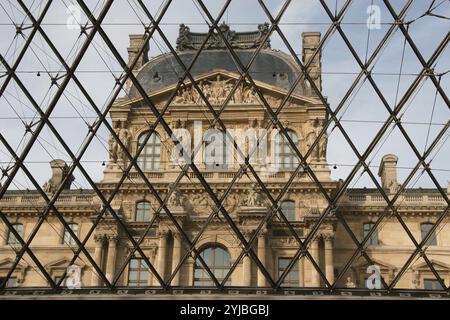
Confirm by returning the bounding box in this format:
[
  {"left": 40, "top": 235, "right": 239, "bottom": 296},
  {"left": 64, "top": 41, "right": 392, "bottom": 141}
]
[
  {"left": 128, "top": 258, "right": 150, "bottom": 287},
  {"left": 278, "top": 257, "right": 298, "bottom": 287},
  {"left": 421, "top": 223, "right": 437, "bottom": 246},
  {"left": 136, "top": 202, "right": 152, "bottom": 221},
  {"left": 280, "top": 201, "right": 296, "bottom": 222},
  {"left": 7, "top": 224, "right": 23, "bottom": 245},
  {"left": 2, "top": 277, "right": 18, "bottom": 288},
  {"left": 363, "top": 223, "right": 378, "bottom": 246},
  {"left": 424, "top": 279, "right": 444, "bottom": 290}
]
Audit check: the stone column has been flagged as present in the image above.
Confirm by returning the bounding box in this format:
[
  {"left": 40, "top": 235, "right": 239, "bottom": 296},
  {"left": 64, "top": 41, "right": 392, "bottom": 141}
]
[
  {"left": 157, "top": 230, "right": 169, "bottom": 282},
  {"left": 243, "top": 255, "right": 252, "bottom": 286},
  {"left": 257, "top": 232, "right": 267, "bottom": 287},
  {"left": 171, "top": 233, "right": 182, "bottom": 286},
  {"left": 298, "top": 256, "right": 305, "bottom": 287},
  {"left": 242, "top": 231, "right": 252, "bottom": 286},
  {"left": 105, "top": 235, "right": 118, "bottom": 283},
  {"left": 148, "top": 248, "right": 157, "bottom": 286},
  {"left": 324, "top": 235, "right": 335, "bottom": 284},
  {"left": 91, "top": 235, "right": 104, "bottom": 286},
  {"left": 310, "top": 236, "right": 320, "bottom": 287}
]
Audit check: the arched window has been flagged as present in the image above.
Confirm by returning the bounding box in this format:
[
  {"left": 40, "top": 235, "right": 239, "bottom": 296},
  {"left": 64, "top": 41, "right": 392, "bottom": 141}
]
[
  {"left": 135, "top": 201, "right": 152, "bottom": 221},
  {"left": 138, "top": 132, "right": 161, "bottom": 171},
  {"left": 280, "top": 201, "right": 296, "bottom": 221},
  {"left": 274, "top": 131, "right": 299, "bottom": 170},
  {"left": 421, "top": 223, "right": 437, "bottom": 246},
  {"left": 194, "top": 245, "right": 231, "bottom": 286},
  {"left": 7, "top": 223, "right": 23, "bottom": 245},
  {"left": 63, "top": 223, "right": 78, "bottom": 245},
  {"left": 204, "top": 129, "right": 227, "bottom": 170}
]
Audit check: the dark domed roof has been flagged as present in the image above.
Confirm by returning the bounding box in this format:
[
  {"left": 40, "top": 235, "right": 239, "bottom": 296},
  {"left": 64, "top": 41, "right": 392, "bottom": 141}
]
[
  {"left": 129, "top": 49, "right": 310, "bottom": 98},
  {"left": 128, "top": 23, "right": 312, "bottom": 99}
]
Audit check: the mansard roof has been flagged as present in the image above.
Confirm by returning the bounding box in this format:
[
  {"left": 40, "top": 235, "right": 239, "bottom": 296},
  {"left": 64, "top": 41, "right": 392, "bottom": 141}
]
[
  {"left": 129, "top": 23, "right": 311, "bottom": 99},
  {"left": 122, "top": 69, "right": 321, "bottom": 107}
]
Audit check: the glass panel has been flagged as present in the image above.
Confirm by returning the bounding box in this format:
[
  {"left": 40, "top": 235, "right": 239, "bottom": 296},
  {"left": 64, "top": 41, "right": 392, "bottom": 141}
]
[
  {"left": 194, "top": 246, "right": 231, "bottom": 286},
  {"left": 363, "top": 223, "right": 378, "bottom": 245},
  {"left": 421, "top": 223, "right": 437, "bottom": 246},
  {"left": 7, "top": 224, "right": 23, "bottom": 245},
  {"left": 138, "top": 132, "right": 161, "bottom": 171},
  {"left": 424, "top": 279, "right": 444, "bottom": 290},
  {"left": 128, "top": 271, "right": 138, "bottom": 281},
  {"left": 281, "top": 201, "right": 295, "bottom": 221}
]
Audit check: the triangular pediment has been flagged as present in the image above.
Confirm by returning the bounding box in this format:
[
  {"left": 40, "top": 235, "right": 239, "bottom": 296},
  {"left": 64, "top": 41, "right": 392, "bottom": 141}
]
[
  {"left": 0, "top": 257, "right": 28, "bottom": 270},
  {"left": 412, "top": 259, "right": 450, "bottom": 271},
  {"left": 118, "top": 69, "right": 322, "bottom": 107},
  {"left": 352, "top": 258, "right": 397, "bottom": 271},
  {"left": 45, "top": 258, "right": 86, "bottom": 270}
]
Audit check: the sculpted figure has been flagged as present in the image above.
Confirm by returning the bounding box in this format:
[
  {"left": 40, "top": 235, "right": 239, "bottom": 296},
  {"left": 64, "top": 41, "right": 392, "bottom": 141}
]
[
  {"left": 167, "top": 185, "right": 183, "bottom": 207},
  {"left": 246, "top": 186, "right": 262, "bottom": 207},
  {"left": 345, "top": 276, "right": 356, "bottom": 288},
  {"left": 176, "top": 24, "right": 191, "bottom": 50},
  {"left": 243, "top": 87, "right": 256, "bottom": 103},
  {"left": 109, "top": 128, "right": 118, "bottom": 164},
  {"left": 117, "top": 122, "right": 131, "bottom": 164},
  {"left": 109, "top": 121, "right": 122, "bottom": 163},
  {"left": 318, "top": 133, "right": 328, "bottom": 160},
  {"left": 305, "top": 118, "right": 320, "bottom": 160}
]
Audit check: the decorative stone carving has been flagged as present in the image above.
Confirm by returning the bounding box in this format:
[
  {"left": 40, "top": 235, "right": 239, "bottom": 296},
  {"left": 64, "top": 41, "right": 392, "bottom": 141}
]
[
  {"left": 345, "top": 276, "right": 356, "bottom": 288},
  {"left": 167, "top": 185, "right": 183, "bottom": 207},
  {"left": 318, "top": 120, "right": 328, "bottom": 161},
  {"left": 305, "top": 118, "right": 321, "bottom": 160},
  {"left": 110, "top": 120, "right": 131, "bottom": 165},
  {"left": 93, "top": 234, "right": 105, "bottom": 243},
  {"left": 246, "top": 185, "right": 262, "bottom": 207},
  {"left": 176, "top": 22, "right": 271, "bottom": 51},
  {"left": 43, "top": 160, "right": 74, "bottom": 193},
  {"left": 172, "top": 76, "right": 260, "bottom": 105}
]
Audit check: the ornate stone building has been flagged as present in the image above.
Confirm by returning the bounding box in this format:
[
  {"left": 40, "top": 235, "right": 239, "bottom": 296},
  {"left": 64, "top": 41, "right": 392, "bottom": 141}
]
[{"left": 0, "top": 24, "right": 449, "bottom": 293}]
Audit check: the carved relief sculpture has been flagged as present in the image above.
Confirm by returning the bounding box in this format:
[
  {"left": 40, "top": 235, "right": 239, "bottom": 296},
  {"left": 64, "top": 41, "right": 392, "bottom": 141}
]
[
  {"left": 246, "top": 185, "right": 262, "bottom": 207},
  {"left": 172, "top": 77, "right": 259, "bottom": 105},
  {"left": 167, "top": 185, "right": 183, "bottom": 207}
]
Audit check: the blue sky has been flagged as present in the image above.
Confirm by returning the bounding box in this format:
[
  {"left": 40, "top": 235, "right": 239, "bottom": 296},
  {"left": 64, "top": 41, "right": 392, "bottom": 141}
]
[{"left": 0, "top": 0, "right": 449, "bottom": 192}]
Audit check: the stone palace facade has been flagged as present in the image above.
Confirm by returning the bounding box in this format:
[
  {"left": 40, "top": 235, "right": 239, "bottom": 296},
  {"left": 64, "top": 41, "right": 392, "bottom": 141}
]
[{"left": 0, "top": 24, "right": 449, "bottom": 292}]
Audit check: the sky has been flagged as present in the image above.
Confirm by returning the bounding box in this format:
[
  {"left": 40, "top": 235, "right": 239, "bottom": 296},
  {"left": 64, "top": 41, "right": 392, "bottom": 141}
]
[{"left": 0, "top": 0, "right": 449, "bottom": 193}]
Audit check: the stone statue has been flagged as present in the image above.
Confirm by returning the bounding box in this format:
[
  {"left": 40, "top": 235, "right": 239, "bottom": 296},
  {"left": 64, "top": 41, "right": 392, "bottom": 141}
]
[
  {"left": 108, "top": 132, "right": 117, "bottom": 163},
  {"left": 345, "top": 276, "right": 356, "bottom": 288},
  {"left": 306, "top": 118, "right": 320, "bottom": 160},
  {"left": 257, "top": 23, "right": 270, "bottom": 43},
  {"left": 176, "top": 24, "right": 191, "bottom": 51},
  {"left": 167, "top": 186, "right": 183, "bottom": 207},
  {"left": 109, "top": 121, "right": 121, "bottom": 163},
  {"left": 318, "top": 132, "right": 328, "bottom": 160},
  {"left": 43, "top": 160, "right": 74, "bottom": 193},
  {"left": 243, "top": 87, "right": 257, "bottom": 103},
  {"left": 246, "top": 186, "right": 262, "bottom": 207},
  {"left": 117, "top": 122, "right": 131, "bottom": 164},
  {"left": 234, "top": 82, "right": 245, "bottom": 104},
  {"left": 200, "top": 80, "right": 212, "bottom": 102}
]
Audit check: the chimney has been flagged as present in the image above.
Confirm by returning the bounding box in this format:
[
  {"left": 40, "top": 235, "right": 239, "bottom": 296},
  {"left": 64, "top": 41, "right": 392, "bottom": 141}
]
[
  {"left": 302, "top": 32, "right": 322, "bottom": 92},
  {"left": 378, "top": 154, "right": 399, "bottom": 192},
  {"left": 43, "top": 160, "right": 74, "bottom": 193},
  {"left": 127, "top": 34, "right": 149, "bottom": 69}
]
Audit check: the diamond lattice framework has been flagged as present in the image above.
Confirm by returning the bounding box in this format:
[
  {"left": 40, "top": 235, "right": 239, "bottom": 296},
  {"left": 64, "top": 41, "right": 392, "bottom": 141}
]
[{"left": 0, "top": 0, "right": 448, "bottom": 297}]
